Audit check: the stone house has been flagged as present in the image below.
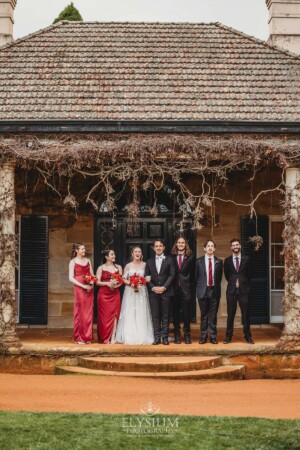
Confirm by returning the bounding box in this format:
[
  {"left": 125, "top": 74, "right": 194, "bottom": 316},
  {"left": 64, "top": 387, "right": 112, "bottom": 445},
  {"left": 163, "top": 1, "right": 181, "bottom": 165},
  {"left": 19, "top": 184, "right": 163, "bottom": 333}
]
[{"left": 0, "top": 0, "right": 299, "bottom": 348}]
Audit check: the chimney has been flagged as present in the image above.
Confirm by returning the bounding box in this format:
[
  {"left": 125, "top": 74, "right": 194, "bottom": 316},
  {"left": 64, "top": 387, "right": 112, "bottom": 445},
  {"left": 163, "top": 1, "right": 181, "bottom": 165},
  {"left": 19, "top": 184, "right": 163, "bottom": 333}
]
[
  {"left": 266, "top": 0, "right": 300, "bottom": 54},
  {"left": 0, "top": 0, "right": 17, "bottom": 47}
]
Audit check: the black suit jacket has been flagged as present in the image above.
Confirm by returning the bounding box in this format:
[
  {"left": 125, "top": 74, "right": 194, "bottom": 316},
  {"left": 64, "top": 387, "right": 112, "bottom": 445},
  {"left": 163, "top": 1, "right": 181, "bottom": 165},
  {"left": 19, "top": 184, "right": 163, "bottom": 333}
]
[
  {"left": 224, "top": 255, "right": 251, "bottom": 295},
  {"left": 145, "top": 255, "right": 176, "bottom": 297},
  {"left": 173, "top": 254, "right": 195, "bottom": 297},
  {"left": 195, "top": 256, "right": 223, "bottom": 300}
]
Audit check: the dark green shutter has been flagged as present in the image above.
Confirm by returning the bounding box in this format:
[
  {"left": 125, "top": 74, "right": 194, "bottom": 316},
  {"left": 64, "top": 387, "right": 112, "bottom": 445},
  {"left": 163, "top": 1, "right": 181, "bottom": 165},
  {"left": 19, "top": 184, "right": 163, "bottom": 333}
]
[
  {"left": 19, "top": 216, "right": 48, "bottom": 324},
  {"left": 241, "top": 215, "right": 269, "bottom": 324}
]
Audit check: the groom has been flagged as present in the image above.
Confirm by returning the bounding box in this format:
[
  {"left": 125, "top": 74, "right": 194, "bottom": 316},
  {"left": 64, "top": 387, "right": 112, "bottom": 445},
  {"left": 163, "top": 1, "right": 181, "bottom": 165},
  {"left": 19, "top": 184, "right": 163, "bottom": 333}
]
[{"left": 145, "top": 239, "right": 176, "bottom": 345}]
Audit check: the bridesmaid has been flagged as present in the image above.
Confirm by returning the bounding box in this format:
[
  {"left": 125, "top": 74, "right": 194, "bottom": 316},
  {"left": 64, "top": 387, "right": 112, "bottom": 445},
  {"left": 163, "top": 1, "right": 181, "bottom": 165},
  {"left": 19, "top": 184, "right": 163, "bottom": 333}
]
[
  {"left": 69, "top": 242, "right": 94, "bottom": 344},
  {"left": 96, "top": 249, "right": 122, "bottom": 344}
]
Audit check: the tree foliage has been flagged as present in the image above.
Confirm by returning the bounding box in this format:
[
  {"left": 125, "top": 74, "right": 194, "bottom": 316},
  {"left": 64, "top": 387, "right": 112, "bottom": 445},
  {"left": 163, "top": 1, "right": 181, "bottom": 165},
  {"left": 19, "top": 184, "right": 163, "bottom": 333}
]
[{"left": 53, "top": 2, "right": 83, "bottom": 24}]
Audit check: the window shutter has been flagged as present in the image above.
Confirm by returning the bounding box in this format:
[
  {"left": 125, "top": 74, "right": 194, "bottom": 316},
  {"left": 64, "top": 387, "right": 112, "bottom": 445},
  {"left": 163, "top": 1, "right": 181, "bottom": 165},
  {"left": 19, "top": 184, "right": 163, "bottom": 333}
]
[
  {"left": 241, "top": 215, "right": 269, "bottom": 324},
  {"left": 19, "top": 216, "right": 48, "bottom": 324}
]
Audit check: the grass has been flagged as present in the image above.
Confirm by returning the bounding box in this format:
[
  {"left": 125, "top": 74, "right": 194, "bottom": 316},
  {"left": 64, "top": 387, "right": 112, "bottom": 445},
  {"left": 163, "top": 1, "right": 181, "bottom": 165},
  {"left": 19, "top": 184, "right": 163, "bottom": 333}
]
[{"left": 0, "top": 411, "right": 299, "bottom": 450}]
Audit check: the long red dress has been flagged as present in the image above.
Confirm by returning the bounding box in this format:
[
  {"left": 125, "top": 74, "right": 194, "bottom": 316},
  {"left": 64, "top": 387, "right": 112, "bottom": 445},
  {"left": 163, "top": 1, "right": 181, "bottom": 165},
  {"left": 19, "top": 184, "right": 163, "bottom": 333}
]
[
  {"left": 97, "top": 270, "right": 121, "bottom": 343},
  {"left": 73, "top": 262, "right": 94, "bottom": 343}
]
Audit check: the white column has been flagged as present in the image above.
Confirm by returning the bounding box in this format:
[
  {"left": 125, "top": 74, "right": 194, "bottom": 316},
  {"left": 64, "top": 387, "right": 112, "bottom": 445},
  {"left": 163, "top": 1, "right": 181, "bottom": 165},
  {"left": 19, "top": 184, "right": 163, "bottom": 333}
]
[
  {"left": 0, "top": 161, "right": 20, "bottom": 349},
  {"left": 280, "top": 167, "right": 300, "bottom": 347}
]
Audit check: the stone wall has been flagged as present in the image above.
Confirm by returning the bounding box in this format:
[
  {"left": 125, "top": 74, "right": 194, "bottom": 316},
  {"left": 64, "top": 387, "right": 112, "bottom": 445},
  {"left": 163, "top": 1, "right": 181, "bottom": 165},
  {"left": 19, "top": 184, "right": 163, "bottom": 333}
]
[{"left": 48, "top": 217, "right": 94, "bottom": 328}]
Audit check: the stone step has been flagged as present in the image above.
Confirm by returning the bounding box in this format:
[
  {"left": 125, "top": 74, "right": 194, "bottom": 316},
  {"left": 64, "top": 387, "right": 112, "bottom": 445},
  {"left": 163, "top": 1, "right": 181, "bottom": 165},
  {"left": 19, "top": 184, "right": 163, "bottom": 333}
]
[
  {"left": 78, "top": 356, "right": 222, "bottom": 372},
  {"left": 55, "top": 364, "right": 245, "bottom": 380}
]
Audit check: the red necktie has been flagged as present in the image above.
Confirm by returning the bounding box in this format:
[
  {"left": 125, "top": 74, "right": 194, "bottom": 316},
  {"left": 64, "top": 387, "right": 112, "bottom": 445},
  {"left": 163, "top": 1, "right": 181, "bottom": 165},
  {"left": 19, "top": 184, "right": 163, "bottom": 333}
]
[
  {"left": 178, "top": 254, "right": 183, "bottom": 269},
  {"left": 235, "top": 257, "right": 240, "bottom": 287},
  {"left": 208, "top": 258, "right": 213, "bottom": 286}
]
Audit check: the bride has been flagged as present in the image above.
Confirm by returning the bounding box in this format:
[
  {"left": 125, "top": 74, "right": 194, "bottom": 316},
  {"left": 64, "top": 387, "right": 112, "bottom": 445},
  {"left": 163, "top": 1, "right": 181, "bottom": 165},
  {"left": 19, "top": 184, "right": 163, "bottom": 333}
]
[{"left": 116, "top": 247, "right": 154, "bottom": 345}]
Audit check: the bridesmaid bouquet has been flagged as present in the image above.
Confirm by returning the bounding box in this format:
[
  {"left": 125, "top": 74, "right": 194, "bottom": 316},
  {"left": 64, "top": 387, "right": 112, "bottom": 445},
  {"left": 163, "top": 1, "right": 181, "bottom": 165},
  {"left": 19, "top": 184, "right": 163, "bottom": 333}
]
[
  {"left": 129, "top": 273, "right": 146, "bottom": 292},
  {"left": 82, "top": 275, "right": 98, "bottom": 286},
  {"left": 110, "top": 272, "right": 124, "bottom": 289}
]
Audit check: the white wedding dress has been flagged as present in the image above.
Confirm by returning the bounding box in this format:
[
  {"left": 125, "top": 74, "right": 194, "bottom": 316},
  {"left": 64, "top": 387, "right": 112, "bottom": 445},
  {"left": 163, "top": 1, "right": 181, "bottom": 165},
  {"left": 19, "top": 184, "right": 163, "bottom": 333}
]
[{"left": 116, "top": 268, "right": 154, "bottom": 345}]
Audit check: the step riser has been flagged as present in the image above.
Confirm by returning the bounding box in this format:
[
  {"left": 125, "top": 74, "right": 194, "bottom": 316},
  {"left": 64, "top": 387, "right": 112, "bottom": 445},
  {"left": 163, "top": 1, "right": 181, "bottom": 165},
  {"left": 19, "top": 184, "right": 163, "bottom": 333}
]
[
  {"left": 78, "top": 358, "right": 222, "bottom": 372},
  {"left": 55, "top": 366, "right": 245, "bottom": 380}
]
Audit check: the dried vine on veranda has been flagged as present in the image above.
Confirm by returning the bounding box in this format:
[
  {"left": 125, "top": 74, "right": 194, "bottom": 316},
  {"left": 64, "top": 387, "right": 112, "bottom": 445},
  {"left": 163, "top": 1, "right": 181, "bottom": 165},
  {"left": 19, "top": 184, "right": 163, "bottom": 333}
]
[
  {"left": 0, "top": 133, "right": 294, "bottom": 235},
  {"left": 277, "top": 183, "right": 300, "bottom": 349}
]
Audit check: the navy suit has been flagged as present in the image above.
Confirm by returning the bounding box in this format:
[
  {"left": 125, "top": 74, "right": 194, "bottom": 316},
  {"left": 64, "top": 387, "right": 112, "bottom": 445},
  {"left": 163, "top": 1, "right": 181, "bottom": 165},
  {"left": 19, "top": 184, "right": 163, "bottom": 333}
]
[
  {"left": 172, "top": 254, "right": 195, "bottom": 334},
  {"left": 195, "top": 256, "right": 223, "bottom": 340},
  {"left": 224, "top": 255, "right": 252, "bottom": 339},
  {"left": 145, "top": 256, "right": 175, "bottom": 340}
]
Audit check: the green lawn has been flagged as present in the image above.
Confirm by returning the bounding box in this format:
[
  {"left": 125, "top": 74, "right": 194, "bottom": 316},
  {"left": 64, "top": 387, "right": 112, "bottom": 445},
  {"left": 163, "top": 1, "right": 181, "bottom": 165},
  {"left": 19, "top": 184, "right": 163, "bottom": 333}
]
[{"left": 0, "top": 411, "right": 299, "bottom": 450}]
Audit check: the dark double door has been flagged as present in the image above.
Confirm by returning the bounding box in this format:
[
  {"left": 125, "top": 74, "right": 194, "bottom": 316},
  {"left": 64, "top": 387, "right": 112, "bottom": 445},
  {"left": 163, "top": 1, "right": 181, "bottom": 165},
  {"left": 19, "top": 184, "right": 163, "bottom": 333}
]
[{"left": 94, "top": 215, "right": 197, "bottom": 322}]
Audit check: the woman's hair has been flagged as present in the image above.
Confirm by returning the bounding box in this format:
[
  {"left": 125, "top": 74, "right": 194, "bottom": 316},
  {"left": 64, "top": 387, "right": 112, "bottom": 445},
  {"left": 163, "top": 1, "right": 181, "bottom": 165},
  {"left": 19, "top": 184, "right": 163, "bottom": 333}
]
[
  {"left": 70, "top": 242, "right": 84, "bottom": 260},
  {"left": 102, "top": 248, "right": 118, "bottom": 270},
  {"left": 131, "top": 246, "right": 143, "bottom": 261},
  {"left": 171, "top": 236, "right": 192, "bottom": 256}
]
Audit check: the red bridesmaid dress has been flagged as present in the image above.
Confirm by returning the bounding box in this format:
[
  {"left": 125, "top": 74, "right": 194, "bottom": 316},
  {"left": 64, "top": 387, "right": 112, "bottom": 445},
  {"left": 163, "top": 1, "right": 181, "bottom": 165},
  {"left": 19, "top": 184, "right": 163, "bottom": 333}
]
[
  {"left": 73, "top": 262, "right": 94, "bottom": 343},
  {"left": 97, "top": 270, "right": 121, "bottom": 343}
]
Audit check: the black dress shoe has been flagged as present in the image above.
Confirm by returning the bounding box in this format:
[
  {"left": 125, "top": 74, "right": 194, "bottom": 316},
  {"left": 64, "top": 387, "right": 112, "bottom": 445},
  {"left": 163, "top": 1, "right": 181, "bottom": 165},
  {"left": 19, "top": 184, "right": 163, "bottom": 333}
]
[
  {"left": 245, "top": 337, "right": 254, "bottom": 344},
  {"left": 162, "top": 338, "right": 169, "bottom": 345},
  {"left": 210, "top": 338, "right": 218, "bottom": 344},
  {"left": 184, "top": 334, "right": 192, "bottom": 344},
  {"left": 199, "top": 338, "right": 207, "bottom": 344},
  {"left": 174, "top": 334, "right": 181, "bottom": 344},
  {"left": 153, "top": 338, "right": 161, "bottom": 345},
  {"left": 223, "top": 337, "right": 232, "bottom": 344}
]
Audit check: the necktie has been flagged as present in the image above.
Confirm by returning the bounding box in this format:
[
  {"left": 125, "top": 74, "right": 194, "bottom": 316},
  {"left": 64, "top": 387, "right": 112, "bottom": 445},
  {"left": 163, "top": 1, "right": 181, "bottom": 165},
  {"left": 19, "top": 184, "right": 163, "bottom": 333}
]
[
  {"left": 178, "top": 254, "right": 183, "bottom": 269},
  {"left": 235, "top": 257, "right": 240, "bottom": 287},
  {"left": 156, "top": 256, "right": 161, "bottom": 273},
  {"left": 208, "top": 258, "right": 213, "bottom": 286}
]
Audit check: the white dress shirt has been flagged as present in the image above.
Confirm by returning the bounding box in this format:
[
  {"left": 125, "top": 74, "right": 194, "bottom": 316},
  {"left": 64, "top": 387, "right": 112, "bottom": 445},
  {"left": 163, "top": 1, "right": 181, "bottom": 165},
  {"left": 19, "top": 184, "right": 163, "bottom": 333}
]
[
  {"left": 156, "top": 254, "right": 165, "bottom": 273},
  {"left": 232, "top": 255, "right": 241, "bottom": 270}
]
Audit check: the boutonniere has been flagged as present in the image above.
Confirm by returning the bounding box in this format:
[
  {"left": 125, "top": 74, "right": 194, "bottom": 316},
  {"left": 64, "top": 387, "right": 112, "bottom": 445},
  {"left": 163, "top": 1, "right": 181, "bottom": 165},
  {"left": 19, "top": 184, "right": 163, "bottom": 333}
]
[{"left": 215, "top": 260, "right": 219, "bottom": 265}]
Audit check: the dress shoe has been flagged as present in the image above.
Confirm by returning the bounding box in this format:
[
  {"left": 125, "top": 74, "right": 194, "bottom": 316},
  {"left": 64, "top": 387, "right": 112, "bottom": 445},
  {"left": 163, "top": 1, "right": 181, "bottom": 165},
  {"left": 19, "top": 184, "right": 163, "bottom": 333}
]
[
  {"left": 223, "top": 336, "right": 232, "bottom": 344},
  {"left": 174, "top": 333, "right": 181, "bottom": 344},
  {"left": 199, "top": 338, "right": 207, "bottom": 344},
  {"left": 162, "top": 338, "right": 169, "bottom": 345},
  {"left": 210, "top": 338, "right": 218, "bottom": 344},
  {"left": 153, "top": 338, "right": 161, "bottom": 345},
  {"left": 245, "top": 337, "right": 254, "bottom": 344},
  {"left": 184, "top": 333, "right": 192, "bottom": 344}
]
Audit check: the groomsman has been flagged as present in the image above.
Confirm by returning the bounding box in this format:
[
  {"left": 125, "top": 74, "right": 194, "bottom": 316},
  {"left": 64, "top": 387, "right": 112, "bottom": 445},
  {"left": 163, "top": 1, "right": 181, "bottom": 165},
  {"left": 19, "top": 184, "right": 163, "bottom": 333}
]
[
  {"left": 145, "top": 239, "right": 176, "bottom": 345},
  {"left": 195, "top": 240, "right": 223, "bottom": 344},
  {"left": 172, "top": 236, "right": 195, "bottom": 344},
  {"left": 223, "top": 238, "right": 254, "bottom": 344}
]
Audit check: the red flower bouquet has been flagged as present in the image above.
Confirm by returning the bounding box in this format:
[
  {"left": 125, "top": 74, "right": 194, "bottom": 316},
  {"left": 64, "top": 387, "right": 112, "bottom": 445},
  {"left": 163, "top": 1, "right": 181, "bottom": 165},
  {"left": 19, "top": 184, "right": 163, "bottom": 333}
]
[
  {"left": 82, "top": 275, "right": 98, "bottom": 286},
  {"left": 129, "top": 273, "right": 146, "bottom": 292},
  {"left": 110, "top": 272, "right": 124, "bottom": 288}
]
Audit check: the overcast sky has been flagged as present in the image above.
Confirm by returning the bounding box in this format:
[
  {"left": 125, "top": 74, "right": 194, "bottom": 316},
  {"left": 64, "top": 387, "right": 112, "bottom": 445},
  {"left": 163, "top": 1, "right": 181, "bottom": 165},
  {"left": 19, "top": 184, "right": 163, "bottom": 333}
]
[{"left": 14, "top": 0, "right": 269, "bottom": 41}]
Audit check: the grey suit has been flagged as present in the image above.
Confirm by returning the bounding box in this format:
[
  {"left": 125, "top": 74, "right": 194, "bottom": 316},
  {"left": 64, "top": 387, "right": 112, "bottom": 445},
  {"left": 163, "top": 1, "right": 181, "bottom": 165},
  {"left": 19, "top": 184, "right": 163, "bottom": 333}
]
[{"left": 195, "top": 256, "right": 223, "bottom": 340}]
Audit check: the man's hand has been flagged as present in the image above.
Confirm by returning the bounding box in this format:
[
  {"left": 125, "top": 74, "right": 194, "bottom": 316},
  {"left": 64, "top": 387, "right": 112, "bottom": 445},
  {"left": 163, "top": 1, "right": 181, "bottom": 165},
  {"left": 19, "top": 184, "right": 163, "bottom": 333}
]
[{"left": 152, "top": 286, "right": 166, "bottom": 294}]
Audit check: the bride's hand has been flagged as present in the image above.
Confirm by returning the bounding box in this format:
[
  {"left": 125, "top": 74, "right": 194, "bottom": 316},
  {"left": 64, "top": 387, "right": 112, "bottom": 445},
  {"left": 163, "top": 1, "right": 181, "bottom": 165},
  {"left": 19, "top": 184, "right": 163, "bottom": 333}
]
[{"left": 145, "top": 276, "right": 151, "bottom": 282}]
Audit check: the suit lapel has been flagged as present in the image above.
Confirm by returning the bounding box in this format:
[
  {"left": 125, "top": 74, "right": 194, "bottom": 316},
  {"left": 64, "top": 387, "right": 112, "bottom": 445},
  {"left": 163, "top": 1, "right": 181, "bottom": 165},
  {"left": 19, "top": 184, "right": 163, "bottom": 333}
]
[
  {"left": 201, "top": 257, "right": 206, "bottom": 276},
  {"left": 151, "top": 257, "right": 159, "bottom": 275},
  {"left": 159, "top": 256, "right": 167, "bottom": 273}
]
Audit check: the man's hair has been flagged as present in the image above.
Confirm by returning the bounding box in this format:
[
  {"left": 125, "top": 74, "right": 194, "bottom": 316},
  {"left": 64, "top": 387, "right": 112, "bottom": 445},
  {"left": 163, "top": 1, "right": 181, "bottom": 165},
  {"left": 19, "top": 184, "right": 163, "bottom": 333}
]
[
  {"left": 171, "top": 235, "right": 192, "bottom": 256},
  {"left": 204, "top": 239, "right": 216, "bottom": 248},
  {"left": 153, "top": 239, "right": 165, "bottom": 247},
  {"left": 230, "top": 238, "right": 241, "bottom": 245}
]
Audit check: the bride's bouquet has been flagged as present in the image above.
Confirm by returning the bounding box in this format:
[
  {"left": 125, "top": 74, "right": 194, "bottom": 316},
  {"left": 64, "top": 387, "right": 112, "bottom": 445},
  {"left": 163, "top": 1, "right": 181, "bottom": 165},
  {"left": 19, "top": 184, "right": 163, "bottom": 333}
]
[{"left": 129, "top": 273, "right": 146, "bottom": 292}]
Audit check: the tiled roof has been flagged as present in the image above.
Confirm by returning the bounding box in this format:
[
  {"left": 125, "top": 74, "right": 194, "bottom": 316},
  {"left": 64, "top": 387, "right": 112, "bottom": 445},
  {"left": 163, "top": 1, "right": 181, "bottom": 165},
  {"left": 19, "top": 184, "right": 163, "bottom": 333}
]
[{"left": 0, "top": 21, "right": 299, "bottom": 121}]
